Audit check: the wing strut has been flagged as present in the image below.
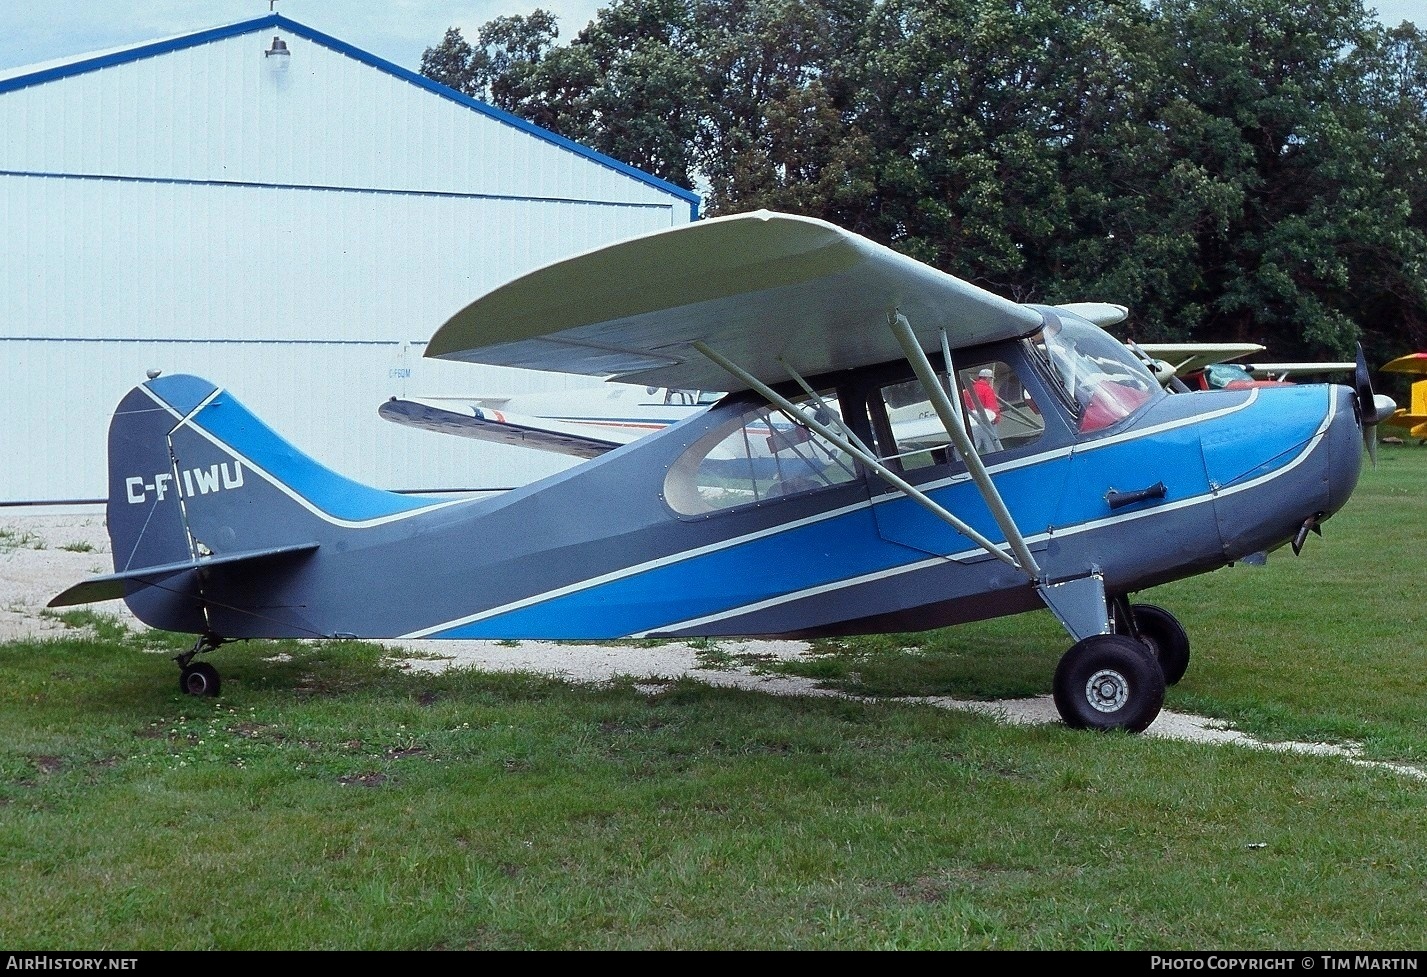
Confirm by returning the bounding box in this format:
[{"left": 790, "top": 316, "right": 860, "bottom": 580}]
[
  {"left": 887, "top": 312, "right": 1042, "bottom": 581},
  {"left": 691, "top": 340, "right": 1024, "bottom": 572}
]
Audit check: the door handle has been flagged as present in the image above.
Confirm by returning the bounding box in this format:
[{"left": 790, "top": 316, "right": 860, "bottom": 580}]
[{"left": 1105, "top": 481, "right": 1167, "bottom": 510}]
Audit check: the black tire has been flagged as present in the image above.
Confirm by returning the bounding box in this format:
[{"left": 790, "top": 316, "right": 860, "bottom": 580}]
[
  {"left": 1052, "top": 634, "right": 1165, "bottom": 733},
  {"left": 1115, "top": 603, "right": 1190, "bottom": 686},
  {"left": 180, "top": 662, "right": 221, "bottom": 697}
]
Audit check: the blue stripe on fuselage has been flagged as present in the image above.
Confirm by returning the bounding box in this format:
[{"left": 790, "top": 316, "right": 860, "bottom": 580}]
[{"left": 426, "top": 386, "right": 1331, "bottom": 639}]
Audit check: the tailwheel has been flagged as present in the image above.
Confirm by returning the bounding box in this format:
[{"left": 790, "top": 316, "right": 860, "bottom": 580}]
[
  {"left": 1052, "top": 634, "right": 1165, "bottom": 733},
  {"left": 175, "top": 632, "right": 225, "bottom": 697},
  {"left": 179, "top": 662, "right": 221, "bottom": 697},
  {"left": 1113, "top": 601, "right": 1190, "bottom": 685}
]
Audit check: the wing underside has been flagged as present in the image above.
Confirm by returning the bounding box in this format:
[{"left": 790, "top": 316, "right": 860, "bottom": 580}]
[{"left": 424, "top": 210, "right": 1044, "bottom": 392}]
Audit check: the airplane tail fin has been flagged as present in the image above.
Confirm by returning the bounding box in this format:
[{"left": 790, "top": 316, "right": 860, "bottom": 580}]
[{"left": 51, "top": 374, "right": 453, "bottom": 636}]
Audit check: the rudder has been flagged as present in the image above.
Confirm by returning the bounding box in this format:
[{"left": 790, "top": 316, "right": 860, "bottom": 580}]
[{"left": 105, "top": 376, "right": 220, "bottom": 632}]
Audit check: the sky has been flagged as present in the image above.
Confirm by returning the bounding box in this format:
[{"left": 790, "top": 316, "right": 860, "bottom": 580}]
[
  {"left": 0, "top": 1, "right": 607, "bottom": 73},
  {"left": 0, "top": 0, "right": 1421, "bottom": 74}
]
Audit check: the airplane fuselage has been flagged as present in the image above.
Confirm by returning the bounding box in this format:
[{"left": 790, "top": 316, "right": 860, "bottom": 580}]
[{"left": 111, "top": 361, "right": 1363, "bottom": 645}]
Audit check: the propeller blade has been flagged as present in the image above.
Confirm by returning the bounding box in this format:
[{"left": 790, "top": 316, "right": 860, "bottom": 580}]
[
  {"left": 1354, "top": 342, "right": 1374, "bottom": 422},
  {"left": 1352, "top": 344, "right": 1396, "bottom": 468}
]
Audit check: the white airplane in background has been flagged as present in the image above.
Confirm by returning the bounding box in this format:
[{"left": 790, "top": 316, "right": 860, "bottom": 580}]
[
  {"left": 1055, "top": 304, "right": 1360, "bottom": 392},
  {"left": 1145, "top": 351, "right": 1359, "bottom": 392}
]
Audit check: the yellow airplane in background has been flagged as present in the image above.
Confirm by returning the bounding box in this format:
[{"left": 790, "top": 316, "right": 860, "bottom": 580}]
[{"left": 1382, "top": 353, "right": 1427, "bottom": 443}]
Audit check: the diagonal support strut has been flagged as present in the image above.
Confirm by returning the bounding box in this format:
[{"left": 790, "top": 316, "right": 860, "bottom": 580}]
[
  {"left": 692, "top": 339, "right": 1025, "bottom": 572},
  {"left": 886, "top": 312, "right": 1041, "bottom": 581}
]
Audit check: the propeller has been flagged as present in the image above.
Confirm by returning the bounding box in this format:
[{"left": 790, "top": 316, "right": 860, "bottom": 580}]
[{"left": 1353, "top": 343, "right": 1396, "bottom": 468}]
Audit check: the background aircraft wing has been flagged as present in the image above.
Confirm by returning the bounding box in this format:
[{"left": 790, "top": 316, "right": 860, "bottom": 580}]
[
  {"left": 424, "top": 210, "right": 1044, "bottom": 393},
  {"left": 1382, "top": 353, "right": 1427, "bottom": 375},
  {"left": 1134, "top": 342, "right": 1267, "bottom": 377},
  {"left": 378, "top": 397, "right": 623, "bottom": 459},
  {"left": 1243, "top": 362, "right": 1356, "bottom": 380}
]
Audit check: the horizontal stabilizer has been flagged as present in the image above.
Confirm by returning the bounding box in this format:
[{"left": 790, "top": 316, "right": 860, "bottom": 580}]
[{"left": 48, "top": 542, "right": 319, "bottom": 608}]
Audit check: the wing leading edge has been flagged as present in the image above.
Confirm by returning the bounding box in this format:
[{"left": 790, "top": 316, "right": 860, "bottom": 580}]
[{"left": 425, "top": 210, "right": 1044, "bottom": 392}]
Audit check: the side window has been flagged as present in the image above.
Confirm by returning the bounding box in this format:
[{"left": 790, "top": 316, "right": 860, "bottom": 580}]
[
  {"left": 877, "top": 362, "right": 1044, "bottom": 470},
  {"left": 954, "top": 361, "right": 1045, "bottom": 452},
  {"left": 663, "top": 395, "right": 859, "bottom": 515}
]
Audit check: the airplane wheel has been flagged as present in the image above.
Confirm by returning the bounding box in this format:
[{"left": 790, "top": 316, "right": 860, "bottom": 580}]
[
  {"left": 1114, "top": 603, "right": 1190, "bottom": 685},
  {"left": 1052, "top": 634, "right": 1165, "bottom": 733},
  {"left": 180, "top": 662, "right": 221, "bottom": 697}
]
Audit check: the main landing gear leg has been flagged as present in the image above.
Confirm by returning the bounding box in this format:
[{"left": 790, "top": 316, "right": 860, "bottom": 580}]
[
  {"left": 1111, "top": 595, "right": 1191, "bottom": 686},
  {"left": 175, "top": 632, "right": 226, "bottom": 697}
]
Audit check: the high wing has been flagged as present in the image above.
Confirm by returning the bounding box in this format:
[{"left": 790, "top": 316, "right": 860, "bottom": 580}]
[
  {"left": 1052, "top": 302, "right": 1128, "bottom": 327},
  {"left": 425, "top": 210, "right": 1043, "bottom": 391}
]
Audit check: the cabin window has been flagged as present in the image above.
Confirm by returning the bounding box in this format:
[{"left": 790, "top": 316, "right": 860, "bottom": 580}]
[
  {"left": 877, "top": 362, "right": 1044, "bottom": 470},
  {"left": 663, "top": 394, "right": 858, "bottom": 515}
]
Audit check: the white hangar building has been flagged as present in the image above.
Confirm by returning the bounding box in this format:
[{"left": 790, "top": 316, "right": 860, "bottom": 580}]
[{"left": 0, "top": 12, "right": 700, "bottom": 509}]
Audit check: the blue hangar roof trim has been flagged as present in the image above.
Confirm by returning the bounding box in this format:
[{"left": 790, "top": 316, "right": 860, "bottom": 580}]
[{"left": 0, "top": 13, "right": 702, "bottom": 221}]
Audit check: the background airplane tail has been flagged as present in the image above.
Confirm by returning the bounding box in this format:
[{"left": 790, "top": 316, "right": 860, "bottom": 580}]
[{"left": 55, "top": 374, "right": 451, "bottom": 635}]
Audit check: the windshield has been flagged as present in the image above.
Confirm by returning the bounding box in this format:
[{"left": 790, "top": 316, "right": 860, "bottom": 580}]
[{"left": 1033, "top": 315, "right": 1163, "bottom": 433}]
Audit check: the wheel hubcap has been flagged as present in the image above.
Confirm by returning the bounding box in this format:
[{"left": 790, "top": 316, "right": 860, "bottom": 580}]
[{"left": 1084, "top": 669, "right": 1128, "bottom": 713}]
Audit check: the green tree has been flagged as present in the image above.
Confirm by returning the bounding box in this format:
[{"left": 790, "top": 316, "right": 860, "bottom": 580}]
[
  {"left": 418, "top": 0, "right": 1427, "bottom": 360},
  {"left": 689, "top": 0, "right": 875, "bottom": 221},
  {"left": 419, "top": 10, "right": 560, "bottom": 112},
  {"left": 1129, "top": 0, "right": 1417, "bottom": 359},
  {"left": 852, "top": 0, "right": 1153, "bottom": 299},
  {"left": 1351, "top": 22, "right": 1427, "bottom": 372}
]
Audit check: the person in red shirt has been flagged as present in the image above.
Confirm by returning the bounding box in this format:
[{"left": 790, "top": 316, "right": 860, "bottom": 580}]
[{"left": 965, "top": 368, "right": 1000, "bottom": 423}]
